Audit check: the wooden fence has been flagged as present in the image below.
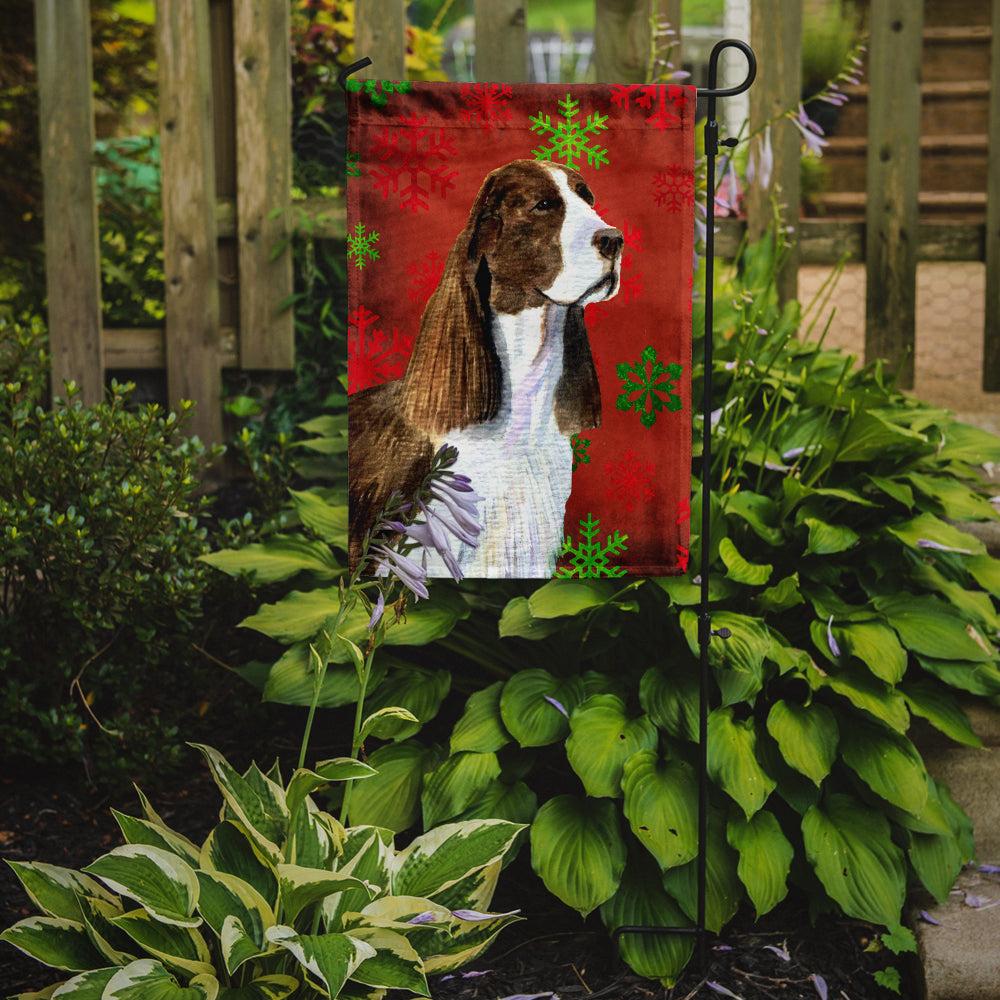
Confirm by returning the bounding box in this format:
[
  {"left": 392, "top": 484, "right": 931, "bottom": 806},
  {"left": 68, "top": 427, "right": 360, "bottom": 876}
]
[{"left": 33, "top": 0, "right": 1000, "bottom": 445}]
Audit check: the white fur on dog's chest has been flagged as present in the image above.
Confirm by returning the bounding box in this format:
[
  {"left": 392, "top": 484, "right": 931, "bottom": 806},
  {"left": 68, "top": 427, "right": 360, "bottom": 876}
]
[{"left": 431, "top": 305, "right": 573, "bottom": 577}]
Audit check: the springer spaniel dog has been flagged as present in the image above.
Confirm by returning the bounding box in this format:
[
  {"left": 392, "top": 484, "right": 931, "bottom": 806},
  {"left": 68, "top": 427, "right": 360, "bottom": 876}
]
[{"left": 350, "top": 158, "right": 624, "bottom": 577}]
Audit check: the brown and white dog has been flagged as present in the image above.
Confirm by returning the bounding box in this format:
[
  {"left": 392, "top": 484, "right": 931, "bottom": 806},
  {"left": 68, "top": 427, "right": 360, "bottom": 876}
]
[{"left": 349, "top": 158, "right": 623, "bottom": 577}]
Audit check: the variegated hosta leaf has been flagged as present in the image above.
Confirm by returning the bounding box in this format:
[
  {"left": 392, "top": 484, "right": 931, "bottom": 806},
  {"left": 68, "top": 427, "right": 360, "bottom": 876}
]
[
  {"left": 420, "top": 906, "right": 523, "bottom": 975},
  {"left": 621, "top": 751, "right": 699, "bottom": 871},
  {"left": 420, "top": 752, "right": 502, "bottom": 829},
  {"left": 288, "top": 802, "right": 343, "bottom": 870},
  {"left": 102, "top": 958, "right": 218, "bottom": 999},
  {"left": 112, "top": 810, "right": 202, "bottom": 868},
  {"left": 706, "top": 707, "right": 776, "bottom": 819},
  {"left": 77, "top": 894, "right": 136, "bottom": 966},
  {"left": 421, "top": 860, "right": 501, "bottom": 916},
  {"left": 285, "top": 760, "right": 375, "bottom": 824},
  {"left": 499, "top": 669, "right": 585, "bottom": 747},
  {"left": 838, "top": 718, "right": 929, "bottom": 817},
  {"left": 391, "top": 820, "right": 524, "bottom": 901},
  {"left": 323, "top": 829, "right": 393, "bottom": 931},
  {"left": 190, "top": 745, "right": 287, "bottom": 863},
  {"left": 265, "top": 926, "right": 376, "bottom": 998},
  {"left": 4, "top": 861, "right": 118, "bottom": 922},
  {"left": 46, "top": 966, "right": 118, "bottom": 997},
  {"left": 566, "top": 695, "right": 658, "bottom": 799},
  {"left": 277, "top": 864, "right": 375, "bottom": 925},
  {"left": 529, "top": 795, "right": 626, "bottom": 917},
  {"left": 599, "top": 853, "right": 694, "bottom": 987},
  {"left": 450, "top": 681, "right": 511, "bottom": 754},
  {"left": 802, "top": 793, "right": 906, "bottom": 926},
  {"left": 195, "top": 871, "right": 274, "bottom": 974},
  {"left": 110, "top": 908, "right": 214, "bottom": 979},
  {"left": 214, "top": 975, "right": 299, "bottom": 1000},
  {"left": 345, "top": 926, "right": 429, "bottom": 995},
  {"left": 83, "top": 845, "right": 200, "bottom": 928},
  {"left": 200, "top": 822, "right": 278, "bottom": 910},
  {"left": 727, "top": 810, "right": 793, "bottom": 917},
  {"left": 0, "top": 916, "right": 107, "bottom": 971},
  {"left": 765, "top": 700, "right": 838, "bottom": 786}
]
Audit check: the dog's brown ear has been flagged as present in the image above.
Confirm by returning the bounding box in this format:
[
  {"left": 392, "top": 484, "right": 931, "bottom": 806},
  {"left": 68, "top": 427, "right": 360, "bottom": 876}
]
[
  {"left": 555, "top": 304, "right": 601, "bottom": 434},
  {"left": 398, "top": 177, "right": 503, "bottom": 436}
]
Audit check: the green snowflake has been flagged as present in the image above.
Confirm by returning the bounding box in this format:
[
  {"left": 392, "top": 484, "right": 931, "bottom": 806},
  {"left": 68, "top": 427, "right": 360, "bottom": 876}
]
[
  {"left": 347, "top": 222, "right": 380, "bottom": 269},
  {"left": 530, "top": 93, "right": 610, "bottom": 170},
  {"left": 556, "top": 513, "right": 628, "bottom": 578},
  {"left": 571, "top": 434, "right": 591, "bottom": 471},
  {"left": 346, "top": 152, "right": 361, "bottom": 178},
  {"left": 345, "top": 78, "right": 413, "bottom": 108},
  {"left": 615, "top": 344, "right": 683, "bottom": 429}
]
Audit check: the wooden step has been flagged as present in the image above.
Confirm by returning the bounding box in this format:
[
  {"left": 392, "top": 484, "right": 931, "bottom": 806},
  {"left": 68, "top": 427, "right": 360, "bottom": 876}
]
[
  {"left": 922, "top": 25, "right": 993, "bottom": 83},
  {"left": 814, "top": 190, "right": 987, "bottom": 222},
  {"left": 922, "top": 0, "right": 992, "bottom": 28}
]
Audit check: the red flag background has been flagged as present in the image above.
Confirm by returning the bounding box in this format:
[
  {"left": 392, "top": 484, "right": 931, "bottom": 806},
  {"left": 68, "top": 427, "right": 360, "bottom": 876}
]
[{"left": 347, "top": 81, "right": 695, "bottom": 577}]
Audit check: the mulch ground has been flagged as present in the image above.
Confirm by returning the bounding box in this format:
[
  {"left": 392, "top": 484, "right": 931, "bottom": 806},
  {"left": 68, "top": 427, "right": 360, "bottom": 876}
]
[{"left": 1, "top": 743, "right": 913, "bottom": 1000}]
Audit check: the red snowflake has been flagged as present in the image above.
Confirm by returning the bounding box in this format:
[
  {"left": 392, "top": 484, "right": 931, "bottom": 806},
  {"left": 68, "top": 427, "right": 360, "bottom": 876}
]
[
  {"left": 407, "top": 250, "right": 447, "bottom": 303},
  {"left": 605, "top": 449, "right": 655, "bottom": 512},
  {"left": 460, "top": 83, "right": 513, "bottom": 128},
  {"left": 369, "top": 112, "right": 459, "bottom": 212},
  {"left": 611, "top": 84, "right": 689, "bottom": 130},
  {"left": 347, "top": 305, "right": 414, "bottom": 392},
  {"left": 653, "top": 166, "right": 695, "bottom": 212}
]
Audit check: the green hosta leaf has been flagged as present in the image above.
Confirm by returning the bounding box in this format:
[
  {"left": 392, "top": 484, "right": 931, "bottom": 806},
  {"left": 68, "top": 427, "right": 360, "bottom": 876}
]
[
  {"left": 724, "top": 490, "right": 784, "bottom": 546},
  {"left": 288, "top": 488, "right": 349, "bottom": 545},
  {"left": 803, "top": 517, "right": 859, "bottom": 556},
  {"left": 967, "top": 553, "right": 1000, "bottom": 597},
  {"left": 347, "top": 740, "right": 442, "bottom": 832},
  {"left": 260, "top": 643, "right": 388, "bottom": 709},
  {"left": 621, "top": 751, "right": 698, "bottom": 870},
  {"left": 810, "top": 661, "right": 910, "bottom": 732},
  {"left": 83, "top": 846, "right": 200, "bottom": 928},
  {"left": 835, "top": 410, "right": 927, "bottom": 463},
  {"left": 277, "top": 865, "right": 374, "bottom": 925},
  {"left": 0, "top": 916, "right": 107, "bottom": 971},
  {"left": 265, "top": 926, "right": 375, "bottom": 997},
  {"left": 285, "top": 760, "right": 375, "bottom": 823},
  {"left": 935, "top": 421, "right": 1000, "bottom": 465},
  {"left": 450, "top": 682, "right": 511, "bottom": 754},
  {"left": 111, "top": 908, "right": 214, "bottom": 978},
  {"left": 103, "top": 959, "right": 218, "bottom": 1000},
  {"left": 916, "top": 655, "right": 1000, "bottom": 697},
  {"left": 421, "top": 751, "right": 502, "bottom": 828},
  {"left": 190, "top": 746, "right": 287, "bottom": 862},
  {"left": 346, "top": 926, "right": 428, "bottom": 994},
  {"left": 112, "top": 812, "right": 201, "bottom": 868},
  {"left": 901, "top": 680, "right": 982, "bottom": 748},
  {"left": 886, "top": 512, "right": 985, "bottom": 556},
  {"left": 755, "top": 573, "right": 804, "bottom": 614},
  {"left": 360, "top": 706, "right": 421, "bottom": 742},
  {"left": 527, "top": 578, "right": 623, "bottom": 617},
  {"left": 200, "top": 822, "right": 278, "bottom": 910},
  {"left": 453, "top": 779, "right": 538, "bottom": 827},
  {"left": 835, "top": 621, "right": 907, "bottom": 684},
  {"left": 874, "top": 594, "right": 995, "bottom": 662},
  {"left": 200, "top": 535, "right": 341, "bottom": 584},
  {"left": 393, "top": 820, "right": 524, "bottom": 900},
  {"left": 909, "top": 826, "right": 966, "bottom": 905},
  {"left": 566, "top": 695, "right": 658, "bottom": 798},
  {"left": 906, "top": 472, "right": 998, "bottom": 522},
  {"left": 654, "top": 573, "right": 738, "bottom": 606},
  {"left": 866, "top": 474, "right": 914, "bottom": 509},
  {"left": 362, "top": 667, "right": 451, "bottom": 740},
  {"left": 910, "top": 562, "right": 1000, "bottom": 632},
  {"left": 727, "top": 811, "right": 793, "bottom": 918},
  {"left": 4, "top": 862, "right": 118, "bottom": 923},
  {"left": 839, "top": 718, "right": 928, "bottom": 816},
  {"left": 765, "top": 701, "right": 838, "bottom": 786},
  {"left": 530, "top": 795, "right": 626, "bottom": 917},
  {"left": 195, "top": 871, "right": 273, "bottom": 974},
  {"left": 639, "top": 663, "right": 698, "bottom": 742},
  {"left": 216, "top": 975, "right": 299, "bottom": 1000},
  {"left": 680, "top": 610, "right": 770, "bottom": 706},
  {"left": 499, "top": 670, "right": 585, "bottom": 747},
  {"left": 599, "top": 853, "right": 694, "bottom": 987},
  {"left": 661, "top": 810, "right": 741, "bottom": 933},
  {"left": 718, "top": 537, "right": 772, "bottom": 586},
  {"left": 802, "top": 793, "right": 906, "bottom": 926},
  {"left": 497, "top": 596, "right": 565, "bottom": 639},
  {"left": 707, "top": 708, "right": 776, "bottom": 818}
]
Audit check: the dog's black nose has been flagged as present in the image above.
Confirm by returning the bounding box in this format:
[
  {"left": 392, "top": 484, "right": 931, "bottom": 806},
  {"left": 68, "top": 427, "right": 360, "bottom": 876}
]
[{"left": 593, "top": 228, "right": 624, "bottom": 261}]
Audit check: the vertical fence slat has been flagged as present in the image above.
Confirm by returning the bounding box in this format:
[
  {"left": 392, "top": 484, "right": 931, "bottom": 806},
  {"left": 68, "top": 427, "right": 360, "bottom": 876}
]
[
  {"left": 594, "top": 0, "right": 650, "bottom": 84},
  {"left": 746, "top": 0, "right": 801, "bottom": 304},
  {"left": 233, "top": 0, "right": 294, "bottom": 370},
  {"left": 355, "top": 0, "right": 406, "bottom": 79},
  {"left": 34, "top": 0, "right": 103, "bottom": 405},
  {"left": 864, "top": 0, "right": 923, "bottom": 390},
  {"left": 983, "top": 0, "right": 1000, "bottom": 390},
  {"left": 657, "top": 0, "right": 682, "bottom": 76},
  {"left": 157, "top": 0, "right": 223, "bottom": 445},
  {"left": 474, "top": 0, "right": 527, "bottom": 82}
]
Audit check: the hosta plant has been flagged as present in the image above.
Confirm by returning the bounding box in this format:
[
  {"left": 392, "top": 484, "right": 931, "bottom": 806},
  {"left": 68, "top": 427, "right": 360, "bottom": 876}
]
[{"left": 1, "top": 744, "right": 523, "bottom": 999}]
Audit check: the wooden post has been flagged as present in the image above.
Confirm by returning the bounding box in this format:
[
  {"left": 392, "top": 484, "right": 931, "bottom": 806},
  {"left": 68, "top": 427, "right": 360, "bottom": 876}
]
[
  {"left": 233, "top": 0, "right": 294, "bottom": 369},
  {"left": 746, "top": 0, "right": 801, "bottom": 305},
  {"left": 157, "top": 0, "right": 223, "bottom": 444},
  {"left": 354, "top": 0, "right": 406, "bottom": 80},
  {"left": 474, "top": 0, "right": 527, "bottom": 82},
  {"left": 34, "top": 0, "right": 104, "bottom": 405},
  {"left": 983, "top": 0, "right": 1000, "bottom": 390},
  {"left": 594, "top": 0, "right": 651, "bottom": 84},
  {"left": 864, "top": 0, "right": 923, "bottom": 390}
]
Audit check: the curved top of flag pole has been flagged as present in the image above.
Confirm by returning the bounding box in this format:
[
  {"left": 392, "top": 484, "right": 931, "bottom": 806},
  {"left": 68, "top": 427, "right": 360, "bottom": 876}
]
[
  {"left": 699, "top": 38, "right": 757, "bottom": 100},
  {"left": 337, "top": 57, "right": 373, "bottom": 92}
]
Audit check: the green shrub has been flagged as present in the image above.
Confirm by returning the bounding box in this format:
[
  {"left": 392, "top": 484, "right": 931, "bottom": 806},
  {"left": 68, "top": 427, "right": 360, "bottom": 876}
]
[
  {"left": 0, "top": 317, "right": 220, "bottom": 783},
  {"left": 1, "top": 743, "right": 524, "bottom": 998}
]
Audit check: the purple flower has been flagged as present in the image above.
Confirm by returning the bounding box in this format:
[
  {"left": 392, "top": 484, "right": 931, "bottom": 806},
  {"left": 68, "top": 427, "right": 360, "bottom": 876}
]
[
  {"left": 367, "top": 589, "right": 385, "bottom": 631},
  {"left": 371, "top": 544, "right": 429, "bottom": 600},
  {"left": 917, "top": 538, "right": 973, "bottom": 554},
  {"left": 827, "top": 616, "right": 841, "bottom": 658},
  {"left": 747, "top": 125, "right": 774, "bottom": 191},
  {"left": 451, "top": 908, "right": 520, "bottom": 921},
  {"left": 707, "top": 983, "right": 742, "bottom": 999},
  {"left": 812, "top": 974, "right": 828, "bottom": 1000},
  {"left": 544, "top": 695, "right": 569, "bottom": 718},
  {"left": 407, "top": 911, "right": 438, "bottom": 925},
  {"left": 791, "top": 104, "right": 828, "bottom": 156}
]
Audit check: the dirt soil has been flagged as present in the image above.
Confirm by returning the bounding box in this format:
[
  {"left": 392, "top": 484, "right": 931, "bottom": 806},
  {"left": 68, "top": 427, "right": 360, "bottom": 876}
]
[{"left": 1, "top": 747, "right": 912, "bottom": 1000}]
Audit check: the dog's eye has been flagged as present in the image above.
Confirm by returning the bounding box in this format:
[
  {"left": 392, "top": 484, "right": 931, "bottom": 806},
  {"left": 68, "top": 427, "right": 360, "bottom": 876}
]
[{"left": 532, "top": 198, "right": 559, "bottom": 212}]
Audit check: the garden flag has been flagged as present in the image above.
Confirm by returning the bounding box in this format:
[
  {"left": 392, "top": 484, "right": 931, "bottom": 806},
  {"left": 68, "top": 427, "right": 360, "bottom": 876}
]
[{"left": 347, "top": 80, "right": 695, "bottom": 579}]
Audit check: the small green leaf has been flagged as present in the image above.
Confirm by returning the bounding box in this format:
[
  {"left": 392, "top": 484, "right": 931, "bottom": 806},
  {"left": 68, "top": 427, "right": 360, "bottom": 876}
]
[
  {"left": 639, "top": 664, "right": 699, "bottom": 742},
  {"left": 421, "top": 752, "right": 502, "bottom": 829},
  {"left": 765, "top": 700, "right": 838, "bottom": 786},
  {"left": 499, "top": 670, "right": 584, "bottom": 747},
  {"left": 347, "top": 740, "right": 441, "bottom": 832},
  {"left": 707, "top": 708, "right": 776, "bottom": 818},
  {"left": 838, "top": 718, "right": 929, "bottom": 817},
  {"left": 875, "top": 594, "right": 995, "bottom": 662},
  {"left": 718, "top": 537, "right": 773, "bottom": 585},
  {"left": 527, "top": 578, "right": 622, "bottom": 617},
  {"left": 803, "top": 517, "right": 859, "bottom": 555},
  {"left": 450, "top": 682, "right": 511, "bottom": 754},
  {"left": 727, "top": 811, "right": 793, "bottom": 917},
  {"left": 200, "top": 535, "right": 341, "bottom": 584}
]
